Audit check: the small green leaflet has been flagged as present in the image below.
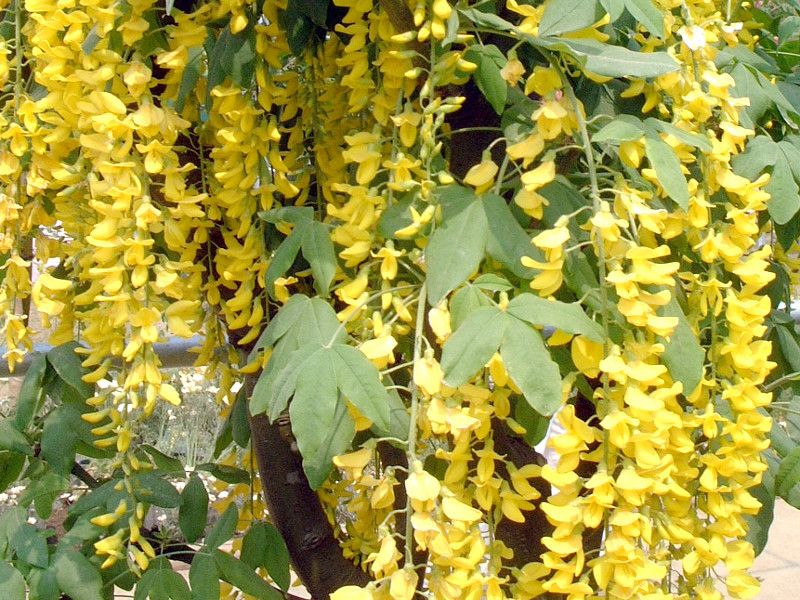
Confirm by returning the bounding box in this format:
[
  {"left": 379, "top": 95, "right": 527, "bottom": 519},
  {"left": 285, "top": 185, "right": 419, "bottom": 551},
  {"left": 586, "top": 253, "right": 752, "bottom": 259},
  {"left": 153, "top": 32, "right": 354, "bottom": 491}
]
[
  {"left": 776, "top": 446, "right": 800, "bottom": 499},
  {"left": 205, "top": 503, "right": 238, "bottom": 550},
  {"left": 175, "top": 46, "right": 204, "bottom": 113},
  {"left": 179, "top": 474, "right": 209, "bottom": 544},
  {"left": 290, "top": 371, "right": 355, "bottom": 489},
  {"left": 501, "top": 316, "right": 563, "bottom": 416},
  {"left": 646, "top": 119, "right": 712, "bottom": 153},
  {"left": 0, "top": 562, "right": 25, "bottom": 600},
  {"left": 506, "top": 294, "right": 605, "bottom": 342},
  {"left": 644, "top": 130, "right": 690, "bottom": 210},
  {"left": 190, "top": 553, "right": 220, "bottom": 600},
  {"left": 592, "top": 114, "right": 645, "bottom": 143},
  {"left": 657, "top": 295, "right": 704, "bottom": 396},
  {"left": 54, "top": 552, "right": 104, "bottom": 600},
  {"left": 623, "top": 0, "right": 664, "bottom": 38},
  {"left": 0, "top": 419, "right": 32, "bottom": 455},
  {"left": 213, "top": 549, "right": 283, "bottom": 600},
  {"left": 440, "top": 307, "right": 508, "bottom": 386},
  {"left": 464, "top": 45, "right": 507, "bottom": 114},
  {"left": 261, "top": 215, "right": 337, "bottom": 299},
  {"left": 425, "top": 193, "right": 489, "bottom": 305},
  {"left": 440, "top": 306, "right": 563, "bottom": 416},
  {"left": 539, "top": 0, "right": 602, "bottom": 37},
  {"left": 207, "top": 18, "right": 256, "bottom": 100},
  {"left": 240, "top": 523, "right": 291, "bottom": 592},
  {"left": 765, "top": 142, "right": 800, "bottom": 224},
  {"left": 482, "top": 193, "right": 538, "bottom": 279},
  {"left": 533, "top": 37, "right": 678, "bottom": 78}
]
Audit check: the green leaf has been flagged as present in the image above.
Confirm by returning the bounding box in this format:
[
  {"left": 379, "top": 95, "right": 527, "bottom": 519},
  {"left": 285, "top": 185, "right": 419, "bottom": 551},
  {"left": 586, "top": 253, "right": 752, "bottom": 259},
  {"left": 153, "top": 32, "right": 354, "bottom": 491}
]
[
  {"left": 302, "top": 221, "right": 336, "bottom": 297},
  {"left": 644, "top": 130, "right": 690, "bottom": 210},
  {"left": 458, "top": 7, "right": 514, "bottom": 32},
  {"left": 230, "top": 388, "right": 251, "bottom": 448},
  {"left": 449, "top": 286, "right": 492, "bottom": 330},
  {"left": 175, "top": 46, "right": 204, "bottom": 113},
  {"left": 240, "top": 523, "right": 291, "bottom": 592},
  {"left": 296, "top": 297, "right": 345, "bottom": 346},
  {"left": 259, "top": 206, "right": 314, "bottom": 226},
  {"left": 482, "top": 193, "right": 537, "bottom": 279},
  {"left": 140, "top": 445, "right": 185, "bottom": 473},
  {"left": 190, "top": 553, "right": 220, "bottom": 600},
  {"left": 133, "top": 472, "right": 182, "bottom": 508},
  {"left": 205, "top": 503, "right": 238, "bottom": 550},
  {"left": 473, "top": 274, "right": 513, "bottom": 292},
  {"left": 14, "top": 353, "right": 47, "bottom": 430},
  {"left": 515, "top": 399, "right": 551, "bottom": 446},
  {"left": 207, "top": 19, "right": 256, "bottom": 94},
  {"left": 535, "top": 37, "right": 678, "bottom": 78},
  {"left": 776, "top": 326, "right": 800, "bottom": 372},
  {"left": 744, "top": 451, "right": 776, "bottom": 556},
  {"left": 731, "top": 135, "right": 778, "bottom": 180},
  {"left": 195, "top": 463, "right": 251, "bottom": 485},
  {"left": 0, "top": 419, "right": 32, "bottom": 455},
  {"left": 441, "top": 307, "right": 507, "bottom": 387},
  {"left": 425, "top": 195, "right": 489, "bottom": 305},
  {"left": 507, "top": 294, "right": 605, "bottom": 342},
  {"left": 501, "top": 316, "right": 563, "bottom": 416},
  {"left": 164, "top": 570, "right": 192, "bottom": 600},
  {"left": 47, "top": 342, "right": 93, "bottom": 398},
  {"left": 377, "top": 195, "right": 415, "bottom": 239},
  {"left": 0, "top": 562, "right": 25, "bottom": 600},
  {"left": 330, "top": 345, "right": 391, "bottom": 431},
  {"left": 646, "top": 119, "right": 712, "bottom": 152},
  {"left": 28, "top": 567, "right": 60, "bottom": 600},
  {"left": 464, "top": 45, "right": 507, "bottom": 114},
  {"left": 0, "top": 452, "right": 26, "bottom": 493},
  {"left": 54, "top": 551, "right": 103, "bottom": 600},
  {"left": 29, "top": 472, "right": 69, "bottom": 520},
  {"left": 40, "top": 406, "right": 78, "bottom": 475},
  {"left": 292, "top": 0, "right": 330, "bottom": 27},
  {"left": 213, "top": 550, "right": 283, "bottom": 600},
  {"left": 264, "top": 226, "right": 305, "bottom": 301},
  {"left": 539, "top": 0, "right": 601, "bottom": 36},
  {"left": 777, "top": 446, "right": 800, "bottom": 499},
  {"left": 267, "top": 343, "right": 325, "bottom": 421},
  {"left": 658, "top": 295, "right": 704, "bottom": 396},
  {"left": 623, "top": 0, "right": 664, "bottom": 37},
  {"left": 279, "top": 9, "right": 315, "bottom": 56},
  {"left": 11, "top": 522, "right": 49, "bottom": 568},
  {"left": 765, "top": 147, "right": 800, "bottom": 224},
  {"left": 179, "top": 475, "right": 209, "bottom": 544},
  {"left": 290, "top": 349, "right": 354, "bottom": 488},
  {"left": 599, "top": 0, "right": 625, "bottom": 21},
  {"left": 298, "top": 396, "right": 354, "bottom": 490},
  {"left": 592, "top": 115, "right": 645, "bottom": 143},
  {"left": 81, "top": 25, "right": 101, "bottom": 54},
  {"left": 729, "top": 63, "right": 772, "bottom": 124}
]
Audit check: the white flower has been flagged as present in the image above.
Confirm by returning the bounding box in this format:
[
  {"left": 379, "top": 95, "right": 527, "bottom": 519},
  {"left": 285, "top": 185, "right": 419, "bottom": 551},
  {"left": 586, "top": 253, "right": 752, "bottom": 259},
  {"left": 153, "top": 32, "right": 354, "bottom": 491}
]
[{"left": 678, "top": 25, "right": 707, "bottom": 51}]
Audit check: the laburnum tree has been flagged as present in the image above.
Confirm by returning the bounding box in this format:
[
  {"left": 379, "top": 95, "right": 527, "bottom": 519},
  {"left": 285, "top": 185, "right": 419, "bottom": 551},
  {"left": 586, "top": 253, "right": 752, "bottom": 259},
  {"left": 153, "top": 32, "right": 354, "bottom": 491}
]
[{"left": 4, "top": 0, "right": 800, "bottom": 599}]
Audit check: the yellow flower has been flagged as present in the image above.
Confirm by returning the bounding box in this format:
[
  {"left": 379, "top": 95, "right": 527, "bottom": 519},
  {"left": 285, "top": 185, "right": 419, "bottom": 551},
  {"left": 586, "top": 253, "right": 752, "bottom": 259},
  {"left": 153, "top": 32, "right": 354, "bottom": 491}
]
[
  {"left": 390, "top": 568, "right": 419, "bottom": 600},
  {"left": 330, "top": 585, "right": 374, "bottom": 600},
  {"left": 413, "top": 351, "right": 443, "bottom": 396},
  {"left": 333, "top": 447, "right": 373, "bottom": 481},
  {"left": 405, "top": 463, "right": 441, "bottom": 512},
  {"left": 359, "top": 335, "right": 397, "bottom": 369},
  {"left": 501, "top": 58, "right": 525, "bottom": 84},
  {"left": 463, "top": 159, "right": 499, "bottom": 193}
]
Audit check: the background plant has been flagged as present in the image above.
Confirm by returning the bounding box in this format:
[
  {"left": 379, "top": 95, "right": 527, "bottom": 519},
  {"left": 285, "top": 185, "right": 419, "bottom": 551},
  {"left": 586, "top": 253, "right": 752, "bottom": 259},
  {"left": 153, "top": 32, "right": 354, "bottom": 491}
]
[{"left": 3, "top": 0, "right": 800, "bottom": 600}]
